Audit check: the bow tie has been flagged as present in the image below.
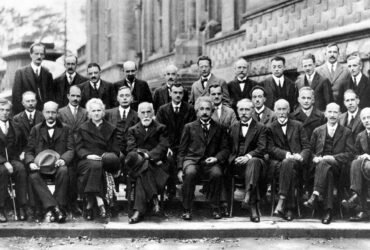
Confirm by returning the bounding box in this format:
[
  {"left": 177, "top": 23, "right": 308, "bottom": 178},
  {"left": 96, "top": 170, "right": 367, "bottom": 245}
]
[
  {"left": 241, "top": 123, "right": 249, "bottom": 127},
  {"left": 279, "top": 122, "right": 287, "bottom": 127},
  {"left": 201, "top": 78, "right": 208, "bottom": 83},
  {"left": 47, "top": 125, "right": 55, "bottom": 130},
  {"left": 238, "top": 79, "right": 246, "bottom": 84}
]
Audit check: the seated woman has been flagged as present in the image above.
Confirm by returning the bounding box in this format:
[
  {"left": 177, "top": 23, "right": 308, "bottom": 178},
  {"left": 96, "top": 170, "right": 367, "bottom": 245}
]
[{"left": 76, "top": 98, "right": 120, "bottom": 220}]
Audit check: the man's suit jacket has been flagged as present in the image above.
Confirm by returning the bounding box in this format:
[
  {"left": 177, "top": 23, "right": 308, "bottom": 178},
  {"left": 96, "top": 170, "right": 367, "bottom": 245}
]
[
  {"left": 12, "top": 65, "right": 54, "bottom": 114},
  {"left": 153, "top": 84, "right": 189, "bottom": 112},
  {"left": 13, "top": 110, "right": 44, "bottom": 151},
  {"left": 57, "top": 105, "right": 88, "bottom": 135},
  {"left": 316, "top": 63, "right": 351, "bottom": 104},
  {"left": 339, "top": 74, "right": 370, "bottom": 110},
  {"left": 251, "top": 106, "right": 276, "bottom": 126},
  {"left": 228, "top": 119, "right": 267, "bottom": 164},
  {"left": 126, "top": 120, "right": 169, "bottom": 162},
  {"left": 105, "top": 107, "right": 139, "bottom": 154},
  {"left": 79, "top": 80, "right": 116, "bottom": 109},
  {"left": 0, "top": 120, "right": 21, "bottom": 163},
  {"left": 25, "top": 120, "right": 75, "bottom": 167},
  {"left": 310, "top": 123, "right": 354, "bottom": 165},
  {"left": 177, "top": 119, "right": 229, "bottom": 170},
  {"left": 268, "top": 119, "right": 311, "bottom": 162},
  {"left": 211, "top": 104, "right": 237, "bottom": 129},
  {"left": 75, "top": 120, "right": 120, "bottom": 159},
  {"left": 189, "top": 74, "right": 230, "bottom": 106},
  {"left": 54, "top": 72, "right": 88, "bottom": 107},
  {"left": 227, "top": 78, "right": 258, "bottom": 111},
  {"left": 156, "top": 102, "right": 196, "bottom": 151},
  {"left": 260, "top": 75, "right": 297, "bottom": 112},
  {"left": 290, "top": 107, "right": 326, "bottom": 137},
  {"left": 295, "top": 72, "right": 333, "bottom": 111},
  {"left": 339, "top": 110, "right": 364, "bottom": 142},
  {"left": 113, "top": 78, "right": 153, "bottom": 111},
  {"left": 354, "top": 130, "right": 370, "bottom": 155}
]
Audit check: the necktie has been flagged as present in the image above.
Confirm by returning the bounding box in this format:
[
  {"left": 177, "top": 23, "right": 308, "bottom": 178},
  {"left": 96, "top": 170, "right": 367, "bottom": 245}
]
[
  {"left": 122, "top": 109, "right": 126, "bottom": 119},
  {"left": 174, "top": 107, "right": 179, "bottom": 113},
  {"left": 256, "top": 112, "right": 262, "bottom": 122},
  {"left": 217, "top": 106, "right": 221, "bottom": 119},
  {"left": 0, "top": 122, "right": 8, "bottom": 135},
  {"left": 201, "top": 78, "right": 207, "bottom": 89},
  {"left": 35, "top": 68, "right": 39, "bottom": 77},
  {"left": 69, "top": 75, "right": 73, "bottom": 84},
  {"left": 29, "top": 113, "right": 34, "bottom": 126},
  {"left": 348, "top": 114, "right": 355, "bottom": 128},
  {"left": 353, "top": 77, "right": 357, "bottom": 86},
  {"left": 331, "top": 64, "right": 335, "bottom": 75},
  {"left": 328, "top": 127, "right": 335, "bottom": 137},
  {"left": 73, "top": 107, "right": 77, "bottom": 119},
  {"left": 201, "top": 123, "right": 209, "bottom": 140}
]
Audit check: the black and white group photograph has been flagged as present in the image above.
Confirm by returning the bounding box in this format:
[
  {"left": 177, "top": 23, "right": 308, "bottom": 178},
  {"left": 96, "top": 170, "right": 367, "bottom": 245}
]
[{"left": 1, "top": 0, "right": 370, "bottom": 249}]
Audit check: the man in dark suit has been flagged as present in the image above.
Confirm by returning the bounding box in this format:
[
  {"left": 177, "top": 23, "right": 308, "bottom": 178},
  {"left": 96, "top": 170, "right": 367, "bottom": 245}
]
[
  {"left": 227, "top": 59, "right": 258, "bottom": 112},
  {"left": 177, "top": 96, "right": 229, "bottom": 220},
  {"left": 260, "top": 56, "right": 297, "bottom": 112},
  {"left": 316, "top": 43, "right": 351, "bottom": 104},
  {"left": 342, "top": 108, "right": 370, "bottom": 221},
  {"left": 304, "top": 103, "right": 355, "bottom": 224},
  {"left": 228, "top": 99, "right": 267, "bottom": 222},
  {"left": 153, "top": 64, "right": 189, "bottom": 112},
  {"left": 209, "top": 84, "right": 237, "bottom": 129},
  {"left": 113, "top": 61, "right": 153, "bottom": 111},
  {"left": 295, "top": 54, "right": 333, "bottom": 111},
  {"left": 126, "top": 102, "right": 169, "bottom": 224},
  {"left": 79, "top": 63, "right": 116, "bottom": 109},
  {"left": 57, "top": 85, "right": 88, "bottom": 216},
  {"left": 156, "top": 83, "right": 196, "bottom": 198},
  {"left": 25, "top": 101, "right": 74, "bottom": 223},
  {"left": 0, "top": 99, "right": 28, "bottom": 222},
  {"left": 250, "top": 86, "right": 276, "bottom": 126},
  {"left": 13, "top": 91, "right": 45, "bottom": 160},
  {"left": 339, "top": 55, "right": 370, "bottom": 110},
  {"left": 189, "top": 56, "right": 230, "bottom": 106},
  {"left": 54, "top": 55, "right": 88, "bottom": 107},
  {"left": 339, "top": 89, "right": 364, "bottom": 142},
  {"left": 268, "top": 99, "right": 311, "bottom": 221},
  {"left": 12, "top": 43, "right": 54, "bottom": 114}
]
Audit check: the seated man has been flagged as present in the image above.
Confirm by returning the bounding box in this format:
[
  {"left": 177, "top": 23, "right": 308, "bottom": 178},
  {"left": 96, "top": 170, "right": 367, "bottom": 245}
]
[
  {"left": 25, "top": 101, "right": 74, "bottom": 223},
  {"left": 342, "top": 108, "right": 370, "bottom": 221},
  {"left": 269, "top": 99, "right": 311, "bottom": 221},
  {"left": 304, "top": 103, "right": 355, "bottom": 224},
  {"left": 0, "top": 99, "right": 27, "bottom": 222},
  {"left": 177, "top": 96, "right": 229, "bottom": 220},
  {"left": 125, "top": 102, "right": 169, "bottom": 224},
  {"left": 228, "top": 99, "right": 267, "bottom": 222}
]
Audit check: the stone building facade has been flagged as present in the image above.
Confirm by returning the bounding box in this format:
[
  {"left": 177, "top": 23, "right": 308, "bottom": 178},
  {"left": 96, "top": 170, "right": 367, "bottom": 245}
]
[{"left": 85, "top": 0, "right": 370, "bottom": 88}]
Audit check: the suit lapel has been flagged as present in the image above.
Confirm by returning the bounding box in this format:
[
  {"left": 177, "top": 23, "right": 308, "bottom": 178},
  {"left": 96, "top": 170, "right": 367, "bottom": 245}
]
[
  {"left": 207, "top": 121, "right": 217, "bottom": 145},
  {"left": 333, "top": 125, "right": 343, "bottom": 146},
  {"left": 286, "top": 120, "right": 294, "bottom": 142},
  {"left": 26, "top": 66, "right": 37, "bottom": 91},
  {"left": 332, "top": 65, "right": 344, "bottom": 83},
  {"left": 20, "top": 112, "right": 31, "bottom": 132},
  {"left": 243, "top": 120, "right": 256, "bottom": 151},
  {"left": 360, "top": 132, "right": 369, "bottom": 153},
  {"left": 311, "top": 73, "right": 320, "bottom": 90}
]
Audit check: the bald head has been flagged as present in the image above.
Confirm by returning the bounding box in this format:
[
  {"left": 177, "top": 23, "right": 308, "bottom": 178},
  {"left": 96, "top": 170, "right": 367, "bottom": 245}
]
[
  {"left": 234, "top": 58, "right": 248, "bottom": 79},
  {"left": 123, "top": 61, "right": 137, "bottom": 82},
  {"left": 164, "top": 64, "right": 178, "bottom": 85},
  {"left": 43, "top": 101, "right": 59, "bottom": 124}
]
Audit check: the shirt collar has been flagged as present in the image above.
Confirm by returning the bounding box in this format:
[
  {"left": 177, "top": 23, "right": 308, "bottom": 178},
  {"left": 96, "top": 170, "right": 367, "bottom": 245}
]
[
  {"left": 31, "top": 62, "right": 41, "bottom": 73},
  {"left": 200, "top": 119, "right": 211, "bottom": 125},
  {"left": 327, "top": 122, "right": 338, "bottom": 130},
  {"left": 255, "top": 105, "right": 265, "bottom": 114},
  {"left": 90, "top": 80, "right": 101, "bottom": 88},
  {"left": 237, "top": 76, "right": 247, "bottom": 82},
  {"left": 305, "top": 71, "right": 316, "bottom": 81},
  {"left": 348, "top": 108, "right": 359, "bottom": 118},
  {"left": 302, "top": 106, "right": 313, "bottom": 116},
  {"left": 201, "top": 73, "right": 212, "bottom": 81},
  {"left": 272, "top": 75, "right": 284, "bottom": 85},
  {"left": 46, "top": 121, "right": 56, "bottom": 127},
  {"left": 0, "top": 120, "right": 8, "bottom": 126},
  {"left": 66, "top": 72, "right": 76, "bottom": 79},
  {"left": 277, "top": 118, "right": 288, "bottom": 125},
  {"left": 25, "top": 110, "right": 36, "bottom": 117},
  {"left": 69, "top": 103, "right": 79, "bottom": 110},
  {"left": 327, "top": 61, "right": 337, "bottom": 71},
  {"left": 241, "top": 118, "right": 252, "bottom": 126},
  {"left": 119, "top": 105, "right": 130, "bottom": 114},
  {"left": 353, "top": 73, "right": 362, "bottom": 83},
  {"left": 172, "top": 102, "right": 181, "bottom": 108}
]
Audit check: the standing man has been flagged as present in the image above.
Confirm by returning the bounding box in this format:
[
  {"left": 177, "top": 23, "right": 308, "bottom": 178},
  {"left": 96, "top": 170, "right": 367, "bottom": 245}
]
[
  {"left": 58, "top": 85, "right": 88, "bottom": 216},
  {"left": 209, "top": 84, "right": 237, "bottom": 129},
  {"left": 25, "top": 101, "right": 74, "bottom": 223},
  {"left": 227, "top": 58, "right": 258, "bottom": 112},
  {"left": 189, "top": 56, "right": 230, "bottom": 106},
  {"left": 260, "top": 56, "right": 297, "bottom": 112},
  {"left": 54, "top": 55, "right": 88, "bottom": 107},
  {"left": 339, "top": 89, "right": 364, "bottom": 142},
  {"left": 177, "top": 96, "right": 229, "bottom": 220},
  {"left": 316, "top": 43, "right": 351, "bottom": 104},
  {"left": 250, "top": 86, "right": 276, "bottom": 126},
  {"left": 125, "top": 102, "right": 169, "bottom": 224},
  {"left": 114, "top": 61, "right": 153, "bottom": 111},
  {"left": 0, "top": 99, "right": 28, "bottom": 222},
  {"left": 340, "top": 55, "right": 370, "bottom": 109},
  {"left": 295, "top": 54, "right": 333, "bottom": 111},
  {"left": 12, "top": 43, "right": 54, "bottom": 114},
  {"left": 156, "top": 83, "right": 196, "bottom": 198},
  {"left": 153, "top": 64, "right": 189, "bottom": 112},
  {"left": 305, "top": 103, "right": 354, "bottom": 224},
  {"left": 79, "top": 63, "right": 116, "bottom": 109},
  {"left": 269, "top": 99, "right": 311, "bottom": 221},
  {"left": 228, "top": 99, "right": 267, "bottom": 222}
]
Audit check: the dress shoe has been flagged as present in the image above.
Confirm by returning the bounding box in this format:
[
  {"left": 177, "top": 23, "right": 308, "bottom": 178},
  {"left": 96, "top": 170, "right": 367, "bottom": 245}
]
[
  {"left": 342, "top": 193, "right": 360, "bottom": 209},
  {"left": 33, "top": 208, "right": 43, "bottom": 223},
  {"left": 321, "top": 210, "right": 332, "bottom": 225},
  {"left": 212, "top": 208, "right": 222, "bottom": 219},
  {"left": 303, "top": 194, "right": 318, "bottom": 209},
  {"left": 284, "top": 210, "right": 293, "bottom": 221},
  {"left": 250, "top": 205, "right": 260, "bottom": 223},
  {"left": 98, "top": 205, "right": 107, "bottom": 218},
  {"left": 0, "top": 209, "right": 7, "bottom": 223},
  {"left": 128, "top": 210, "right": 141, "bottom": 224},
  {"left": 85, "top": 208, "right": 93, "bottom": 221},
  {"left": 50, "top": 206, "right": 64, "bottom": 223},
  {"left": 349, "top": 211, "right": 369, "bottom": 222},
  {"left": 273, "top": 209, "right": 284, "bottom": 218},
  {"left": 18, "top": 207, "right": 27, "bottom": 221},
  {"left": 221, "top": 206, "right": 229, "bottom": 217},
  {"left": 181, "top": 210, "right": 192, "bottom": 221},
  {"left": 273, "top": 198, "right": 285, "bottom": 217},
  {"left": 70, "top": 202, "right": 83, "bottom": 216}
]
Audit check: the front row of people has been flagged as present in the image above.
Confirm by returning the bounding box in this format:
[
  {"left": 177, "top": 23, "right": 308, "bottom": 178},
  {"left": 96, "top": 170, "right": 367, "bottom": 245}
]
[{"left": 1, "top": 90, "right": 370, "bottom": 225}]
